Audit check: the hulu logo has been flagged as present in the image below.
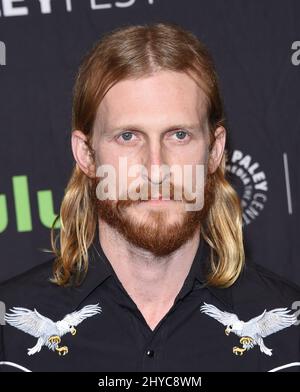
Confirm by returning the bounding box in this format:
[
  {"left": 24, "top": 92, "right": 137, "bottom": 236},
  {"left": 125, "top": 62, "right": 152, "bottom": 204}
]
[{"left": 0, "top": 175, "right": 60, "bottom": 233}]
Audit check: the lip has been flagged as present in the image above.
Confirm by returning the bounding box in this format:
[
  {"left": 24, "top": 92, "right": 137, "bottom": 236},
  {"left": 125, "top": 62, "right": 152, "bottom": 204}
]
[
  {"left": 143, "top": 199, "right": 172, "bottom": 204},
  {"left": 140, "top": 196, "right": 174, "bottom": 205}
]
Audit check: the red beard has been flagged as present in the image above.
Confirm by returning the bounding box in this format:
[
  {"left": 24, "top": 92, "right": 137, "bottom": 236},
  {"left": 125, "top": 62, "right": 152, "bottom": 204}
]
[{"left": 92, "top": 177, "right": 214, "bottom": 257}]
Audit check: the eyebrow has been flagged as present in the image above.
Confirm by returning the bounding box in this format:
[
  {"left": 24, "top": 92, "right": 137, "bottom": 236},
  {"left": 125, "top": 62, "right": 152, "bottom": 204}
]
[{"left": 106, "top": 123, "right": 203, "bottom": 134}]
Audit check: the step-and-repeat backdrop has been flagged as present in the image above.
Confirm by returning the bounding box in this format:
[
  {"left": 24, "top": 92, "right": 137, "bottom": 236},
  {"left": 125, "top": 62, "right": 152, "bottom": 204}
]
[{"left": 0, "top": 0, "right": 299, "bottom": 284}]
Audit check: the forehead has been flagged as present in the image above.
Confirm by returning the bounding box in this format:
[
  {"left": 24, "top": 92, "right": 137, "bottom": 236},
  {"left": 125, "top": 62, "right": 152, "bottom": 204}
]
[{"left": 95, "top": 70, "right": 208, "bottom": 130}]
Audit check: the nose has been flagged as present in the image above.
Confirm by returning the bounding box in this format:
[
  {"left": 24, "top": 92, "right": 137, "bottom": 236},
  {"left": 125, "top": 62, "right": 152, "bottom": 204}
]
[{"left": 142, "top": 139, "right": 169, "bottom": 185}]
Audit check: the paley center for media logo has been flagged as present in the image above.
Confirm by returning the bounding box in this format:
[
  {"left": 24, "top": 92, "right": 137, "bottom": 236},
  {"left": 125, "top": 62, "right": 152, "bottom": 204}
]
[{"left": 226, "top": 150, "right": 268, "bottom": 225}]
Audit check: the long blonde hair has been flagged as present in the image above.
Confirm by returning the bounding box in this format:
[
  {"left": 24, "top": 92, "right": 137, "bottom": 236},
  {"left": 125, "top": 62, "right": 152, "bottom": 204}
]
[{"left": 51, "top": 22, "right": 244, "bottom": 287}]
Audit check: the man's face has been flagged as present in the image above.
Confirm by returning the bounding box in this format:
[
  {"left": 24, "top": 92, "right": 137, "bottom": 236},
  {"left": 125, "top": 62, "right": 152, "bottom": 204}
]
[{"left": 86, "top": 70, "right": 222, "bottom": 256}]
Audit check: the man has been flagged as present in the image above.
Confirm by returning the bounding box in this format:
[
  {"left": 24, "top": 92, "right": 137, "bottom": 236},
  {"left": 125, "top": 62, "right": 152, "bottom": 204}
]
[{"left": 1, "top": 22, "right": 300, "bottom": 372}]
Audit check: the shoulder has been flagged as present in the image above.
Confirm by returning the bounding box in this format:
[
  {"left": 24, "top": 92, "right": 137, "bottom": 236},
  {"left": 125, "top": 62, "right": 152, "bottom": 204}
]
[
  {"left": 232, "top": 259, "right": 300, "bottom": 310},
  {"left": 1, "top": 257, "right": 53, "bottom": 290},
  {"left": 0, "top": 258, "right": 74, "bottom": 319}
]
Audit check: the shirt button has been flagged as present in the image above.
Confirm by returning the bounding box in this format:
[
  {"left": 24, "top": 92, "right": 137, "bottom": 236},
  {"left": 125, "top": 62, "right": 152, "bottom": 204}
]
[{"left": 146, "top": 349, "right": 154, "bottom": 357}]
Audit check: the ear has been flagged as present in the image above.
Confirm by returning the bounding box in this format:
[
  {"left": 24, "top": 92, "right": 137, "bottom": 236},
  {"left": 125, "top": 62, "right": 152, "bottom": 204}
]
[
  {"left": 71, "top": 130, "right": 96, "bottom": 178},
  {"left": 208, "top": 126, "right": 226, "bottom": 174}
]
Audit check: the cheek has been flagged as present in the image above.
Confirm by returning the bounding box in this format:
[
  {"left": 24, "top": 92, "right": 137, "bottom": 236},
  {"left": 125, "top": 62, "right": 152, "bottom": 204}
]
[
  {"left": 97, "top": 140, "right": 143, "bottom": 165},
  {"left": 95, "top": 142, "right": 122, "bottom": 167},
  {"left": 169, "top": 143, "right": 209, "bottom": 168},
  {"left": 95, "top": 144, "right": 145, "bottom": 197},
  {"left": 168, "top": 150, "right": 209, "bottom": 193}
]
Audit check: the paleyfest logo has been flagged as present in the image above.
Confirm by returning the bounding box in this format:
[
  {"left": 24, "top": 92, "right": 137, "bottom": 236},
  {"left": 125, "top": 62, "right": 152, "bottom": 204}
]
[
  {"left": 0, "top": 0, "right": 155, "bottom": 17},
  {"left": 226, "top": 150, "right": 268, "bottom": 225}
]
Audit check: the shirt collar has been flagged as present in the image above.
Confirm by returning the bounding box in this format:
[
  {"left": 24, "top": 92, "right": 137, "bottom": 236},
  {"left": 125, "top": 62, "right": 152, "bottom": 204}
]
[
  {"left": 71, "top": 225, "right": 233, "bottom": 311},
  {"left": 174, "top": 235, "right": 234, "bottom": 310},
  {"left": 68, "top": 225, "right": 113, "bottom": 309}
]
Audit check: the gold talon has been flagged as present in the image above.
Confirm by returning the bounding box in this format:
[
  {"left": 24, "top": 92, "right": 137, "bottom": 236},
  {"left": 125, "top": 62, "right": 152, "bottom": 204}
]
[
  {"left": 48, "top": 335, "right": 61, "bottom": 345},
  {"left": 56, "top": 346, "right": 68, "bottom": 356},
  {"left": 240, "top": 336, "right": 254, "bottom": 345},
  {"left": 233, "top": 346, "right": 246, "bottom": 356},
  {"left": 232, "top": 336, "right": 254, "bottom": 355}
]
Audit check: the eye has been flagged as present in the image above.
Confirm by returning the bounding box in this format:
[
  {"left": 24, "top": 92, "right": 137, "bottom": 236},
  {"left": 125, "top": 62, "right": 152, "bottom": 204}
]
[
  {"left": 117, "top": 131, "right": 137, "bottom": 144},
  {"left": 170, "top": 130, "right": 190, "bottom": 141}
]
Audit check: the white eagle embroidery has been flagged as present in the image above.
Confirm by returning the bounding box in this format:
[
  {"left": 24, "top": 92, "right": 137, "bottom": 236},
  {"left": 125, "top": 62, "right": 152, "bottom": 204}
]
[
  {"left": 200, "top": 302, "right": 297, "bottom": 356},
  {"left": 4, "top": 304, "right": 101, "bottom": 356}
]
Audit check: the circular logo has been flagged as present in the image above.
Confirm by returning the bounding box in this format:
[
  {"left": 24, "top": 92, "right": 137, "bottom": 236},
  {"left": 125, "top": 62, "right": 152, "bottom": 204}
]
[{"left": 226, "top": 150, "right": 268, "bottom": 225}]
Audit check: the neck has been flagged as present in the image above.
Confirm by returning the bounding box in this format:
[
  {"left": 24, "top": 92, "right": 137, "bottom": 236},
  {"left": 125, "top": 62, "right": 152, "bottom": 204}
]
[{"left": 98, "top": 218, "right": 200, "bottom": 330}]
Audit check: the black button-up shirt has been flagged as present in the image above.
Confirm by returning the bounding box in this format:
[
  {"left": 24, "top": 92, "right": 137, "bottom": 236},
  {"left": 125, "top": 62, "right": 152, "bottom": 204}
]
[{"left": 1, "top": 228, "right": 300, "bottom": 372}]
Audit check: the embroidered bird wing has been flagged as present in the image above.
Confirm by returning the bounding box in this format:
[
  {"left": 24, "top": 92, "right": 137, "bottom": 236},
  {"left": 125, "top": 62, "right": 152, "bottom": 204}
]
[
  {"left": 200, "top": 302, "right": 239, "bottom": 326},
  {"left": 62, "top": 304, "right": 102, "bottom": 327},
  {"left": 248, "top": 307, "right": 297, "bottom": 338},
  {"left": 4, "top": 307, "right": 56, "bottom": 338}
]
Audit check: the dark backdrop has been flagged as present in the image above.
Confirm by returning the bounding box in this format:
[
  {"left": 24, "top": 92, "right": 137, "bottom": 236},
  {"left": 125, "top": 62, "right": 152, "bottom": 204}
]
[{"left": 0, "top": 0, "right": 299, "bottom": 284}]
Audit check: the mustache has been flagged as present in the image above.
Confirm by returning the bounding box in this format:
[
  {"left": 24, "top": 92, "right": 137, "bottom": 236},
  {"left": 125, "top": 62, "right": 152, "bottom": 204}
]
[
  {"left": 93, "top": 176, "right": 201, "bottom": 205},
  {"left": 98, "top": 181, "right": 199, "bottom": 208}
]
